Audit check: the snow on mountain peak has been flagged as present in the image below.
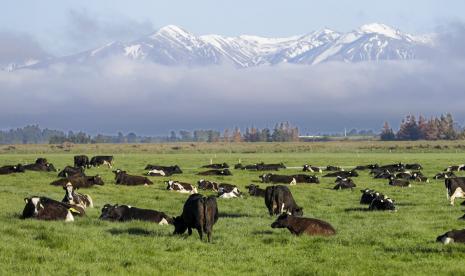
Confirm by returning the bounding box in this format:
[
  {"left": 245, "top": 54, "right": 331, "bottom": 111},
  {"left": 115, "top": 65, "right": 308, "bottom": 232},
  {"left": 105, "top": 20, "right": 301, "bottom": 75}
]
[
  {"left": 358, "top": 23, "right": 400, "bottom": 39},
  {"left": 152, "top": 25, "right": 193, "bottom": 39}
]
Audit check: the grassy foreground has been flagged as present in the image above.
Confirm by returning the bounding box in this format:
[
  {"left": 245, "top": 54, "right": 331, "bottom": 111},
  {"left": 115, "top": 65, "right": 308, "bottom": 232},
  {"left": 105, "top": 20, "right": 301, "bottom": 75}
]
[{"left": 1, "top": 143, "right": 465, "bottom": 275}]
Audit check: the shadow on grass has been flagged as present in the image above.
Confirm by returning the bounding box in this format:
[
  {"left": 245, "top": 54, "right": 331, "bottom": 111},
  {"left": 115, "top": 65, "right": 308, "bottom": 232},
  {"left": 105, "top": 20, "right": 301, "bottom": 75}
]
[
  {"left": 218, "top": 212, "right": 257, "bottom": 218},
  {"left": 344, "top": 207, "right": 370, "bottom": 212},
  {"left": 108, "top": 227, "right": 163, "bottom": 237},
  {"left": 251, "top": 230, "right": 274, "bottom": 235}
]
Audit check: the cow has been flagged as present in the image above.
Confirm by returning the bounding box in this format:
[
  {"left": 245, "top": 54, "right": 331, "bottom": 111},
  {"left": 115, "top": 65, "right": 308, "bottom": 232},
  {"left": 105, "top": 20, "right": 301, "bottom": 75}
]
[
  {"left": 50, "top": 175, "right": 104, "bottom": 188},
  {"left": 445, "top": 165, "right": 465, "bottom": 172},
  {"left": 57, "top": 166, "right": 85, "bottom": 178},
  {"left": 245, "top": 184, "right": 266, "bottom": 197},
  {"left": 302, "top": 164, "right": 322, "bottom": 173},
  {"left": 197, "top": 169, "right": 232, "bottom": 176},
  {"left": 411, "top": 172, "right": 429, "bottom": 183},
  {"left": 35, "top": 158, "right": 48, "bottom": 165},
  {"left": 197, "top": 179, "right": 219, "bottom": 191},
  {"left": 144, "top": 165, "right": 182, "bottom": 175},
  {"left": 368, "top": 194, "right": 396, "bottom": 211},
  {"left": 0, "top": 164, "right": 25, "bottom": 175},
  {"left": 395, "top": 171, "right": 414, "bottom": 180},
  {"left": 234, "top": 163, "right": 259, "bottom": 170},
  {"left": 389, "top": 178, "right": 411, "bottom": 187},
  {"left": 173, "top": 194, "right": 219, "bottom": 242},
  {"left": 271, "top": 214, "right": 336, "bottom": 236},
  {"left": 256, "top": 163, "right": 286, "bottom": 171},
  {"left": 379, "top": 163, "right": 405, "bottom": 171},
  {"left": 324, "top": 170, "right": 359, "bottom": 178},
  {"left": 405, "top": 163, "right": 423, "bottom": 170},
  {"left": 62, "top": 183, "right": 93, "bottom": 208},
  {"left": 90, "top": 156, "right": 114, "bottom": 168},
  {"left": 23, "top": 162, "right": 57, "bottom": 172},
  {"left": 202, "top": 163, "right": 229, "bottom": 169},
  {"left": 99, "top": 204, "right": 172, "bottom": 225},
  {"left": 355, "top": 164, "right": 379, "bottom": 170},
  {"left": 360, "top": 189, "right": 380, "bottom": 205},
  {"left": 264, "top": 185, "right": 303, "bottom": 216},
  {"left": 434, "top": 172, "right": 456, "bottom": 179},
  {"left": 436, "top": 229, "right": 465, "bottom": 244},
  {"left": 113, "top": 169, "right": 153, "bottom": 186},
  {"left": 260, "top": 174, "right": 296, "bottom": 185},
  {"left": 445, "top": 177, "right": 465, "bottom": 205},
  {"left": 74, "top": 155, "right": 90, "bottom": 168},
  {"left": 217, "top": 183, "right": 241, "bottom": 198},
  {"left": 333, "top": 177, "right": 356, "bottom": 190},
  {"left": 147, "top": 169, "right": 167, "bottom": 176},
  {"left": 22, "top": 196, "right": 83, "bottom": 221},
  {"left": 291, "top": 174, "right": 320, "bottom": 184},
  {"left": 373, "top": 170, "right": 394, "bottom": 179},
  {"left": 166, "top": 180, "right": 198, "bottom": 194},
  {"left": 325, "top": 165, "right": 344, "bottom": 172}
]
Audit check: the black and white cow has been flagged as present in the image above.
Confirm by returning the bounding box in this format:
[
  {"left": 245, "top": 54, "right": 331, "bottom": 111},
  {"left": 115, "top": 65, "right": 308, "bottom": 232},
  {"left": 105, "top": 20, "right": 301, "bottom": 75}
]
[
  {"left": 245, "top": 184, "right": 266, "bottom": 197},
  {"left": 360, "top": 189, "right": 380, "bottom": 205},
  {"left": 74, "top": 155, "right": 90, "bottom": 168},
  {"left": 260, "top": 174, "right": 296, "bottom": 185},
  {"left": 197, "top": 169, "right": 232, "bottom": 176},
  {"left": 445, "top": 164, "right": 465, "bottom": 172},
  {"left": 166, "top": 180, "right": 198, "bottom": 194},
  {"left": 355, "top": 164, "right": 379, "bottom": 170},
  {"left": 90, "top": 156, "right": 114, "bottom": 168},
  {"left": 324, "top": 170, "right": 359, "bottom": 178},
  {"left": 302, "top": 164, "right": 322, "bottom": 173},
  {"left": 264, "top": 185, "right": 303, "bottom": 216},
  {"left": 146, "top": 168, "right": 167, "bottom": 176},
  {"left": 197, "top": 179, "right": 219, "bottom": 191},
  {"left": 99, "top": 204, "right": 172, "bottom": 225},
  {"left": 113, "top": 169, "right": 153, "bottom": 186},
  {"left": 0, "top": 164, "right": 25, "bottom": 175},
  {"left": 173, "top": 194, "right": 219, "bottom": 242},
  {"left": 217, "top": 183, "right": 242, "bottom": 198},
  {"left": 202, "top": 163, "right": 229, "bottom": 169},
  {"left": 57, "top": 166, "right": 85, "bottom": 178},
  {"left": 436, "top": 229, "right": 465, "bottom": 244},
  {"left": 291, "top": 174, "right": 320, "bottom": 184},
  {"left": 368, "top": 194, "right": 396, "bottom": 211},
  {"left": 434, "top": 172, "right": 456, "bottom": 179},
  {"left": 144, "top": 165, "right": 182, "bottom": 175},
  {"left": 379, "top": 163, "right": 405, "bottom": 172},
  {"left": 445, "top": 177, "right": 465, "bottom": 205},
  {"left": 325, "top": 165, "right": 344, "bottom": 172},
  {"left": 62, "top": 183, "right": 93, "bottom": 208},
  {"left": 50, "top": 175, "right": 104, "bottom": 188},
  {"left": 271, "top": 214, "right": 336, "bottom": 236},
  {"left": 22, "top": 196, "right": 83, "bottom": 221},
  {"left": 333, "top": 177, "right": 356, "bottom": 190},
  {"left": 389, "top": 177, "right": 411, "bottom": 187}
]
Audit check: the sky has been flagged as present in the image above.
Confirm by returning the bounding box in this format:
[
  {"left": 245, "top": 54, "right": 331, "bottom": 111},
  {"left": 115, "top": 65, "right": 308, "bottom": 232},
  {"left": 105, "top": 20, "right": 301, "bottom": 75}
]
[{"left": 0, "top": 1, "right": 465, "bottom": 135}]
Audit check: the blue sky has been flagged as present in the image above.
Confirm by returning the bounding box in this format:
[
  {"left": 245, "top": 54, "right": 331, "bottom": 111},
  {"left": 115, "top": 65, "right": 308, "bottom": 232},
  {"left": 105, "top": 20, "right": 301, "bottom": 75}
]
[{"left": 3, "top": 0, "right": 465, "bottom": 55}]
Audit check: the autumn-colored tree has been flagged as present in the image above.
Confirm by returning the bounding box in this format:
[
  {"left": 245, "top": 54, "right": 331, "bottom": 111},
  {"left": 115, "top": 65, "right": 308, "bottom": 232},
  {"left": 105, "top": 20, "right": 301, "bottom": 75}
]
[
  {"left": 380, "top": 122, "right": 396, "bottom": 141},
  {"left": 396, "top": 115, "right": 421, "bottom": 140},
  {"left": 232, "top": 127, "right": 242, "bottom": 143}
]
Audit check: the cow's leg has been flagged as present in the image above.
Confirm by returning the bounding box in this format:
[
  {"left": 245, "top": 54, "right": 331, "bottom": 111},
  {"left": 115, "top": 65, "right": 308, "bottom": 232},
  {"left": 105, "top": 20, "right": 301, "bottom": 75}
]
[
  {"left": 197, "top": 228, "right": 203, "bottom": 241},
  {"left": 187, "top": 227, "right": 192, "bottom": 236}
]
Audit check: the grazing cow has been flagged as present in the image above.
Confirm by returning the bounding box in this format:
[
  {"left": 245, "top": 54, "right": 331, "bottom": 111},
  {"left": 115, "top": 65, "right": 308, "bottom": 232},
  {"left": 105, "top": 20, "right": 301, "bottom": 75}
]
[
  {"left": 166, "top": 180, "right": 198, "bottom": 194},
  {"left": 99, "top": 204, "right": 172, "bottom": 225},
  {"left": 389, "top": 178, "right": 411, "bottom": 187},
  {"left": 355, "top": 164, "right": 379, "bottom": 170},
  {"left": 57, "top": 166, "right": 85, "bottom": 178},
  {"left": 324, "top": 170, "right": 359, "bottom": 178},
  {"left": 22, "top": 196, "right": 83, "bottom": 221},
  {"left": 360, "top": 189, "right": 380, "bottom": 205},
  {"left": 62, "top": 183, "right": 93, "bottom": 208},
  {"left": 326, "top": 165, "right": 344, "bottom": 172},
  {"left": 264, "top": 185, "right": 303, "bottom": 216},
  {"left": 197, "top": 179, "right": 219, "bottom": 191},
  {"left": 245, "top": 184, "right": 266, "bottom": 197},
  {"left": 445, "top": 165, "right": 465, "bottom": 172},
  {"left": 0, "top": 164, "right": 25, "bottom": 175},
  {"left": 50, "top": 175, "right": 104, "bottom": 188},
  {"left": 217, "top": 183, "right": 241, "bottom": 198},
  {"left": 271, "top": 214, "right": 336, "bottom": 236},
  {"left": 260, "top": 174, "right": 296, "bottom": 185},
  {"left": 436, "top": 229, "right": 465, "bottom": 244},
  {"left": 405, "top": 163, "right": 423, "bottom": 170},
  {"left": 302, "top": 165, "right": 322, "bottom": 173},
  {"left": 173, "top": 194, "right": 219, "bottom": 242},
  {"left": 434, "top": 172, "right": 456, "bottom": 179},
  {"left": 23, "top": 162, "right": 57, "bottom": 172},
  {"left": 147, "top": 169, "right": 166, "bottom": 176},
  {"left": 333, "top": 177, "right": 356, "bottom": 190},
  {"left": 113, "top": 170, "right": 153, "bottom": 186},
  {"left": 202, "top": 163, "right": 229, "bottom": 169},
  {"left": 90, "top": 156, "right": 114, "bottom": 168},
  {"left": 197, "top": 169, "right": 232, "bottom": 176},
  {"left": 291, "top": 174, "right": 320, "bottom": 184},
  {"left": 369, "top": 195, "right": 396, "bottom": 211},
  {"left": 74, "top": 155, "right": 90, "bottom": 168},
  {"left": 144, "top": 165, "right": 182, "bottom": 175},
  {"left": 445, "top": 177, "right": 465, "bottom": 205}
]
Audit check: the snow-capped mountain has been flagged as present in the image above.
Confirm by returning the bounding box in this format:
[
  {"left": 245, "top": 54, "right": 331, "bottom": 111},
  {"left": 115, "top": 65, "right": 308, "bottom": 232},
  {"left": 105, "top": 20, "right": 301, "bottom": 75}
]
[{"left": 20, "top": 23, "right": 434, "bottom": 69}]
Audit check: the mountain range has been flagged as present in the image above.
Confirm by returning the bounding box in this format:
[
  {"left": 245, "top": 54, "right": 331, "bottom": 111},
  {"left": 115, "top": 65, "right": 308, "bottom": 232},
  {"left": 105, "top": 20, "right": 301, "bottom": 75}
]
[{"left": 10, "top": 23, "right": 435, "bottom": 70}]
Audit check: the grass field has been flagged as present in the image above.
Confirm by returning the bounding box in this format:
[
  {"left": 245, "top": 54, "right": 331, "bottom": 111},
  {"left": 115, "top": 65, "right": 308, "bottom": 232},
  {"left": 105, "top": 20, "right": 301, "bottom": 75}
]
[{"left": 1, "top": 143, "right": 465, "bottom": 275}]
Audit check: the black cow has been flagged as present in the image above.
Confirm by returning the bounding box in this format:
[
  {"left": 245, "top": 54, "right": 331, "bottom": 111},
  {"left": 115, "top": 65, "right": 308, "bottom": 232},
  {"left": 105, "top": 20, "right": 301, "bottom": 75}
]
[
  {"left": 202, "top": 163, "right": 229, "bottom": 169},
  {"left": 144, "top": 165, "right": 182, "bottom": 175},
  {"left": 302, "top": 164, "right": 322, "bottom": 173},
  {"left": 372, "top": 170, "right": 394, "bottom": 179},
  {"left": 197, "top": 169, "right": 232, "bottom": 176},
  {"left": 324, "top": 170, "right": 358, "bottom": 178},
  {"left": 405, "top": 163, "right": 423, "bottom": 170},
  {"left": 35, "top": 158, "right": 48, "bottom": 165},
  {"left": 0, "top": 164, "right": 25, "bottom": 175},
  {"left": 445, "top": 177, "right": 465, "bottom": 205},
  {"left": 264, "top": 185, "right": 303, "bottom": 216},
  {"left": 173, "top": 194, "right": 219, "bottom": 242},
  {"left": 57, "top": 166, "right": 85, "bottom": 178},
  {"left": 369, "top": 195, "right": 396, "bottom": 211},
  {"left": 22, "top": 196, "right": 83, "bottom": 221},
  {"left": 360, "top": 189, "right": 380, "bottom": 204},
  {"left": 113, "top": 170, "right": 153, "bottom": 186},
  {"left": 100, "top": 204, "right": 173, "bottom": 225},
  {"left": 271, "top": 214, "right": 336, "bottom": 236},
  {"left": 434, "top": 172, "right": 456, "bottom": 179},
  {"left": 260, "top": 174, "right": 296, "bottom": 185},
  {"left": 234, "top": 164, "right": 259, "bottom": 170},
  {"left": 197, "top": 179, "right": 219, "bottom": 191},
  {"left": 50, "top": 175, "right": 104, "bottom": 188},
  {"left": 389, "top": 178, "right": 411, "bottom": 187},
  {"left": 256, "top": 163, "right": 286, "bottom": 171},
  {"left": 217, "top": 183, "right": 241, "bottom": 198},
  {"left": 379, "top": 163, "right": 405, "bottom": 171},
  {"left": 23, "top": 160, "right": 57, "bottom": 172},
  {"left": 333, "top": 177, "right": 356, "bottom": 190},
  {"left": 74, "top": 155, "right": 90, "bottom": 168},
  {"left": 245, "top": 184, "right": 266, "bottom": 197},
  {"left": 326, "top": 165, "right": 344, "bottom": 172},
  {"left": 355, "top": 164, "right": 379, "bottom": 170},
  {"left": 436, "top": 229, "right": 465, "bottom": 244},
  {"left": 62, "top": 183, "right": 93, "bottom": 208},
  {"left": 291, "top": 174, "right": 320, "bottom": 184},
  {"left": 90, "top": 156, "right": 114, "bottom": 168}
]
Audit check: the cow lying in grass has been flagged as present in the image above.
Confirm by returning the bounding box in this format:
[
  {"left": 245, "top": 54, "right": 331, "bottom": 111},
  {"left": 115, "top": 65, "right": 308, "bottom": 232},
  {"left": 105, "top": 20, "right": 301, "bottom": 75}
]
[
  {"left": 100, "top": 204, "right": 172, "bottom": 225},
  {"left": 166, "top": 180, "right": 198, "bottom": 194},
  {"left": 113, "top": 169, "right": 153, "bottom": 186},
  {"left": 436, "top": 229, "right": 465, "bottom": 244},
  {"left": 50, "top": 175, "right": 104, "bottom": 188},
  {"left": 271, "top": 214, "right": 336, "bottom": 236},
  {"left": 22, "top": 196, "right": 84, "bottom": 221},
  {"left": 62, "top": 183, "right": 93, "bottom": 208},
  {"left": 0, "top": 164, "right": 25, "bottom": 175}
]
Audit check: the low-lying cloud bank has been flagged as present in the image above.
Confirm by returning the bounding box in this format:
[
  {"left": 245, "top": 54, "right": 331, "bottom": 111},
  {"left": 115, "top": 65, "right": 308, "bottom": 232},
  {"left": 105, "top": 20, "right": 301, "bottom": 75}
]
[{"left": 0, "top": 23, "right": 465, "bottom": 135}]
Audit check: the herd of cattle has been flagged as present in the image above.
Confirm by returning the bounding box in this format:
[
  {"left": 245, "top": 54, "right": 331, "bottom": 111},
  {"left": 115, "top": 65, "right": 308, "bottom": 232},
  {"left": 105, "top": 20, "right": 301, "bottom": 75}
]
[{"left": 2, "top": 155, "right": 465, "bottom": 244}]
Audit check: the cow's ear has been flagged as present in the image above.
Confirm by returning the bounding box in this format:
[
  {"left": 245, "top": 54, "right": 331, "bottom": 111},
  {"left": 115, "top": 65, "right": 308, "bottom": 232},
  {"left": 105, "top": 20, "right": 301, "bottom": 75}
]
[{"left": 24, "top": 198, "right": 29, "bottom": 203}]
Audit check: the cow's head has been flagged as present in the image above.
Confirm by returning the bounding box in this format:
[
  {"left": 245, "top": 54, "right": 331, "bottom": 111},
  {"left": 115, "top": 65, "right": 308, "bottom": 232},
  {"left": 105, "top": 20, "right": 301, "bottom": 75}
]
[
  {"left": 271, "top": 213, "right": 291, "bottom": 228},
  {"left": 92, "top": 175, "right": 104, "bottom": 185},
  {"left": 45, "top": 163, "right": 57, "bottom": 172},
  {"left": 99, "top": 204, "right": 115, "bottom": 220},
  {"left": 22, "top": 196, "right": 43, "bottom": 218},
  {"left": 173, "top": 165, "right": 183, "bottom": 174},
  {"left": 15, "top": 164, "right": 25, "bottom": 173},
  {"left": 172, "top": 216, "right": 188, "bottom": 235},
  {"left": 350, "top": 170, "right": 359, "bottom": 177},
  {"left": 63, "top": 183, "right": 75, "bottom": 202},
  {"left": 246, "top": 184, "right": 258, "bottom": 195},
  {"left": 165, "top": 180, "right": 174, "bottom": 190}
]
